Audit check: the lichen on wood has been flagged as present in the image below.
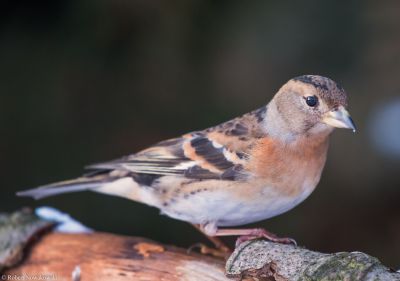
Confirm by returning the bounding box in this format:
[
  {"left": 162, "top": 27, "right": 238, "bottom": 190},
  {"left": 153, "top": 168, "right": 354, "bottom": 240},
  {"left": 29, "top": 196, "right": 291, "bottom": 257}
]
[
  {"left": 226, "top": 239, "right": 400, "bottom": 281},
  {"left": 0, "top": 208, "right": 53, "bottom": 272}
]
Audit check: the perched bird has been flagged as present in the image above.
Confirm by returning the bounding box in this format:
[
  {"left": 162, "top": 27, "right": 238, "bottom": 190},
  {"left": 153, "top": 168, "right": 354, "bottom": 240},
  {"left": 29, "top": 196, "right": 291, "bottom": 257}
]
[{"left": 18, "top": 75, "right": 355, "bottom": 246}]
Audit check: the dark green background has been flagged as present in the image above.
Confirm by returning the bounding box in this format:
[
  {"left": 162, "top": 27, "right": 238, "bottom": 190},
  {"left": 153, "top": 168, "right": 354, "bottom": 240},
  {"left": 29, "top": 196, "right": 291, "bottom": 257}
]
[{"left": 1, "top": 0, "right": 400, "bottom": 267}]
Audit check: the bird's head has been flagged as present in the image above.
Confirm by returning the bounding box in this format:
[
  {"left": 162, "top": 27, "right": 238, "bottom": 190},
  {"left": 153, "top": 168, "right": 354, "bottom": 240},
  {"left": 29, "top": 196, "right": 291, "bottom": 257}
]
[{"left": 269, "top": 75, "right": 356, "bottom": 138}]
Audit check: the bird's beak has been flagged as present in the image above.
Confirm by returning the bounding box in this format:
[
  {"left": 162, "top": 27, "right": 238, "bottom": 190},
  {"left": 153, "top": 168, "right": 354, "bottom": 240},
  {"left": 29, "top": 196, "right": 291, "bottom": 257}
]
[{"left": 322, "top": 106, "right": 356, "bottom": 132}]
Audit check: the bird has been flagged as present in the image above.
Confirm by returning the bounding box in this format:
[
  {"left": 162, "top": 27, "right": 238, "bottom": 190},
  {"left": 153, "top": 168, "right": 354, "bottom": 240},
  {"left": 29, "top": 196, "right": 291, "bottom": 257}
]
[{"left": 17, "top": 75, "right": 356, "bottom": 249}]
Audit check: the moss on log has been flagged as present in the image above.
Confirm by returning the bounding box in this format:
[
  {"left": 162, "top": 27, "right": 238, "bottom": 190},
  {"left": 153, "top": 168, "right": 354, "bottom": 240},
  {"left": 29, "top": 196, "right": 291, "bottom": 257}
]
[
  {"left": 226, "top": 239, "right": 400, "bottom": 280},
  {"left": 0, "top": 209, "right": 53, "bottom": 272}
]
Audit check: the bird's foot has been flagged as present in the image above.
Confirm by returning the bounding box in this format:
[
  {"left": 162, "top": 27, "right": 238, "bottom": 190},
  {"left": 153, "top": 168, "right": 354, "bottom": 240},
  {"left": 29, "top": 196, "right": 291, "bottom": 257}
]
[
  {"left": 191, "top": 223, "right": 232, "bottom": 258},
  {"left": 235, "top": 228, "right": 297, "bottom": 247},
  {"left": 188, "top": 243, "right": 231, "bottom": 259}
]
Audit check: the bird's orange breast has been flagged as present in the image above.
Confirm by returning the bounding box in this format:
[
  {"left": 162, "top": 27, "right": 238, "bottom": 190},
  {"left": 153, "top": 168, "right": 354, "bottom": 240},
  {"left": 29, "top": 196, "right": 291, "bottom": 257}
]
[{"left": 245, "top": 134, "right": 329, "bottom": 197}]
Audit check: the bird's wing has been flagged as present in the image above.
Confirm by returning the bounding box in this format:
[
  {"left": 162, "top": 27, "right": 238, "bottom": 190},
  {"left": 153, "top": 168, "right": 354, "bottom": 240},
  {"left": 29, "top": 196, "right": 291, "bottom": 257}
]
[
  {"left": 86, "top": 106, "right": 268, "bottom": 181},
  {"left": 86, "top": 133, "right": 246, "bottom": 181}
]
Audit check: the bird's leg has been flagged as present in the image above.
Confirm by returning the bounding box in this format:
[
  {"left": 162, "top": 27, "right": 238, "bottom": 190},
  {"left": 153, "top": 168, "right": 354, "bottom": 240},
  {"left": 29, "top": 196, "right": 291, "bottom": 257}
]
[
  {"left": 214, "top": 228, "right": 297, "bottom": 247},
  {"left": 190, "top": 224, "right": 231, "bottom": 258}
]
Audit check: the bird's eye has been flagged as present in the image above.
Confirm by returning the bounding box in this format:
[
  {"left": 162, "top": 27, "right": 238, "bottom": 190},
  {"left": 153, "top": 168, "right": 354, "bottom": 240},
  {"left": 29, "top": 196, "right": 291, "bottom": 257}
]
[{"left": 305, "top": 96, "right": 318, "bottom": 107}]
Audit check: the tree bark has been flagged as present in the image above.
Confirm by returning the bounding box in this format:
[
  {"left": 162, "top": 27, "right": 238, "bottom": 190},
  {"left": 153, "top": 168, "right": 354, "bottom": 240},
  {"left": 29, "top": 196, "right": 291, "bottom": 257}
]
[
  {"left": 1, "top": 209, "right": 399, "bottom": 281},
  {"left": 226, "top": 240, "right": 400, "bottom": 281},
  {"left": 4, "top": 232, "right": 229, "bottom": 281}
]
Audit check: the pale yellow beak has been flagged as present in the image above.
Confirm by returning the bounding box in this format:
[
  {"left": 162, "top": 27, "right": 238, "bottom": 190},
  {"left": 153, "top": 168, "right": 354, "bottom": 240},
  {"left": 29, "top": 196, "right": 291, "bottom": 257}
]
[{"left": 322, "top": 106, "right": 356, "bottom": 132}]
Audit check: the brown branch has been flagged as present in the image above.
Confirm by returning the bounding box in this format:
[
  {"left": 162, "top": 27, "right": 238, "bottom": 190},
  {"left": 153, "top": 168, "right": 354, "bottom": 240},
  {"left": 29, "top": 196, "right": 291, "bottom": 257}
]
[
  {"left": 4, "top": 232, "right": 228, "bottom": 281},
  {"left": 1, "top": 209, "right": 399, "bottom": 281}
]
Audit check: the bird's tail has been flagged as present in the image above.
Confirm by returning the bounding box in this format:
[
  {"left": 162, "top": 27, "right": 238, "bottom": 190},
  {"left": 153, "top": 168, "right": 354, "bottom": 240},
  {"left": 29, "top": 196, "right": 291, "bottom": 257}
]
[
  {"left": 16, "top": 173, "right": 159, "bottom": 207},
  {"left": 16, "top": 175, "right": 112, "bottom": 200}
]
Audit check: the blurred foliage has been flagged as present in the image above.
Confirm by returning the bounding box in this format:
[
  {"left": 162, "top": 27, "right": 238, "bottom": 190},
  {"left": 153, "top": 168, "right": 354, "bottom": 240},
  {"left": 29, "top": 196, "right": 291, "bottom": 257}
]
[{"left": 1, "top": 0, "right": 399, "bottom": 268}]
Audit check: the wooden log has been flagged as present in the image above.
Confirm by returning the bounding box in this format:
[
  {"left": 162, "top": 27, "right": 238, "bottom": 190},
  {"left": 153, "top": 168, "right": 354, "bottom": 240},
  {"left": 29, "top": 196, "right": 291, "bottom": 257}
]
[
  {"left": 4, "top": 232, "right": 400, "bottom": 281},
  {"left": 1, "top": 209, "right": 400, "bottom": 280},
  {"left": 4, "top": 232, "right": 229, "bottom": 281}
]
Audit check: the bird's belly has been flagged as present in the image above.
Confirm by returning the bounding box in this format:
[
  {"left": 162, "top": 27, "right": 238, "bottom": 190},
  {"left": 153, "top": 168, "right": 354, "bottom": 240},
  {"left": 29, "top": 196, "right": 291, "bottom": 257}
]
[
  {"left": 160, "top": 181, "right": 315, "bottom": 227},
  {"left": 215, "top": 185, "right": 314, "bottom": 226}
]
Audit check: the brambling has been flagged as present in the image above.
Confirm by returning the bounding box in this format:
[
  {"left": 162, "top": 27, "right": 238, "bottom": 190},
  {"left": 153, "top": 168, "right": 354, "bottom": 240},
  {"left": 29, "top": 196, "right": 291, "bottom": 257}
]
[{"left": 18, "top": 75, "right": 355, "bottom": 248}]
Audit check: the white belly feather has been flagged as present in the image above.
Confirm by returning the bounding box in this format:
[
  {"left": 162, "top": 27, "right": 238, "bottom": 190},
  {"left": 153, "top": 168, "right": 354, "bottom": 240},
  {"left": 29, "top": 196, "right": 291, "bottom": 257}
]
[
  {"left": 93, "top": 175, "right": 318, "bottom": 227},
  {"left": 161, "top": 182, "right": 316, "bottom": 227}
]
